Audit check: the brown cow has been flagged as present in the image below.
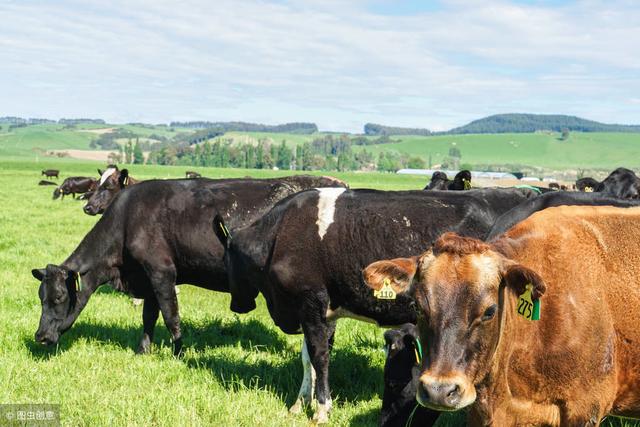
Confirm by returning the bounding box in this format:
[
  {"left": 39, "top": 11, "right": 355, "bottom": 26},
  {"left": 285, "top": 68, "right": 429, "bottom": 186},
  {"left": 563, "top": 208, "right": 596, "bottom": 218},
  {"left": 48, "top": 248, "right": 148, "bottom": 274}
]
[{"left": 363, "top": 205, "right": 640, "bottom": 426}]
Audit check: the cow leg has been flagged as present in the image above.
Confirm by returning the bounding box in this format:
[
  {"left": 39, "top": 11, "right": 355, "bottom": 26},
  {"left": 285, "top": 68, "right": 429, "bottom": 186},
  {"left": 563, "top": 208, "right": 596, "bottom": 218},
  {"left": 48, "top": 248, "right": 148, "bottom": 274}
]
[
  {"left": 146, "top": 266, "right": 182, "bottom": 356},
  {"left": 136, "top": 297, "right": 159, "bottom": 354},
  {"left": 289, "top": 340, "right": 316, "bottom": 414},
  {"left": 302, "top": 320, "right": 332, "bottom": 423}
]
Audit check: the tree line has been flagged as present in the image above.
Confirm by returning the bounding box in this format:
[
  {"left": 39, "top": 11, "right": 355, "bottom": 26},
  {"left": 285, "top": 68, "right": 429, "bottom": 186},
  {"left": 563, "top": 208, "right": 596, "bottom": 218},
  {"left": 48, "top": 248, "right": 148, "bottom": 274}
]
[{"left": 168, "top": 121, "right": 318, "bottom": 134}]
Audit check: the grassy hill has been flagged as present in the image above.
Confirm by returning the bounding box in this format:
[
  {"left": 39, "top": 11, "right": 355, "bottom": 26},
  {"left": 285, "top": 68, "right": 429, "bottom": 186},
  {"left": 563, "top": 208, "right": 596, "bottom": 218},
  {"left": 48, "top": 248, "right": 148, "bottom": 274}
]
[{"left": 354, "top": 131, "right": 640, "bottom": 170}]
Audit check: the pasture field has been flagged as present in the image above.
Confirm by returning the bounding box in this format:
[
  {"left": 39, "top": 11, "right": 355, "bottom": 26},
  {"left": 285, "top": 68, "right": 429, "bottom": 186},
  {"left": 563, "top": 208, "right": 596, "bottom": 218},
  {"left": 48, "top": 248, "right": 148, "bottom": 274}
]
[
  {"left": 356, "top": 132, "right": 640, "bottom": 170},
  {"left": 5, "top": 124, "right": 640, "bottom": 173},
  {"left": 0, "top": 159, "right": 638, "bottom": 426}
]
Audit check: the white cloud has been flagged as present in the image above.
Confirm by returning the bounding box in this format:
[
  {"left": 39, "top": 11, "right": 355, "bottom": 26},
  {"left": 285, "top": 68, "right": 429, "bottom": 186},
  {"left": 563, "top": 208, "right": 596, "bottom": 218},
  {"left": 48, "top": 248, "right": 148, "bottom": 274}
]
[{"left": 0, "top": 0, "right": 638, "bottom": 131}]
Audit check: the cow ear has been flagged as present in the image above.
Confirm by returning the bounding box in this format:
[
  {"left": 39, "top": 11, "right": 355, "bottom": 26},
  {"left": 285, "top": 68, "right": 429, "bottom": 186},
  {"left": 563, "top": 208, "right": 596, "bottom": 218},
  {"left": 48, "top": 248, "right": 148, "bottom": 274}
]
[
  {"left": 97, "top": 169, "right": 103, "bottom": 176},
  {"left": 32, "top": 268, "right": 46, "bottom": 281},
  {"left": 502, "top": 262, "right": 546, "bottom": 300},
  {"left": 213, "top": 214, "right": 231, "bottom": 248},
  {"left": 362, "top": 256, "right": 419, "bottom": 295},
  {"left": 118, "top": 169, "right": 130, "bottom": 188}
]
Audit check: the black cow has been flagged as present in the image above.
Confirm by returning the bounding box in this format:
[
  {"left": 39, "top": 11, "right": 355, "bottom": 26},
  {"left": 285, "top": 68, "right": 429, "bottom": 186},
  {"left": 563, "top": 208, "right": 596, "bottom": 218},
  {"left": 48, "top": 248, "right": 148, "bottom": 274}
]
[
  {"left": 32, "top": 175, "right": 346, "bottom": 356},
  {"left": 213, "top": 187, "right": 534, "bottom": 423},
  {"left": 52, "top": 177, "right": 98, "bottom": 200},
  {"left": 39, "top": 180, "right": 57, "bottom": 186},
  {"left": 186, "top": 171, "right": 202, "bottom": 179},
  {"left": 595, "top": 167, "right": 640, "bottom": 199},
  {"left": 575, "top": 177, "right": 600, "bottom": 192},
  {"left": 41, "top": 169, "right": 59, "bottom": 179},
  {"left": 423, "top": 170, "right": 471, "bottom": 190},
  {"left": 83, "top": 167, "right": 138, "bottom": 215},
  {"left": 381, "top": 324, "right": 439, "bottom": 427}
]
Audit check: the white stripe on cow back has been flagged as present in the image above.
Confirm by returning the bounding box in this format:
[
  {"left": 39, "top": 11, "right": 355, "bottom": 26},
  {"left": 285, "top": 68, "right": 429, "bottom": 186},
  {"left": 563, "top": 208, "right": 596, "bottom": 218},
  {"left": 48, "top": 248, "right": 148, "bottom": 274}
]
[
  {"left": 315, "top": 187, "right": 346, "bottom": 240},
  {"left": 99, "top": 167, "right": 117, "bottom": 185}
]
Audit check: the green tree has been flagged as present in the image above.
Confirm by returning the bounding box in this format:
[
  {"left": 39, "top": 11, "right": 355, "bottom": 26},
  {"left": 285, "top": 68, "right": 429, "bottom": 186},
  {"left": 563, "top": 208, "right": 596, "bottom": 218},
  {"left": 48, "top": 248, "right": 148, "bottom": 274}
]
[
  {"left": 124, "top": 139, "right": 133, "bottom": 164},
  {"left": 133, "top": 139, "right": 144, "bottom": 164},
  {"left": 276, "top": 141, "right": 292, "bottom": 170},
  {"left": 407, "top": 156, "right": 426, "bottom": 169},
  {"left": 560, "top": 128, "right": 570, "bottom": 141}
]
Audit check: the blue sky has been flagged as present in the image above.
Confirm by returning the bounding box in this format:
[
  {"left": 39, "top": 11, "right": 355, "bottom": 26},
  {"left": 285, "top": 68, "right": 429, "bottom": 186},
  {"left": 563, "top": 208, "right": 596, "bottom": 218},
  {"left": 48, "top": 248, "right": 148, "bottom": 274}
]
[{"left": 1, "top": 0, "right": 638, "bottom": 132}]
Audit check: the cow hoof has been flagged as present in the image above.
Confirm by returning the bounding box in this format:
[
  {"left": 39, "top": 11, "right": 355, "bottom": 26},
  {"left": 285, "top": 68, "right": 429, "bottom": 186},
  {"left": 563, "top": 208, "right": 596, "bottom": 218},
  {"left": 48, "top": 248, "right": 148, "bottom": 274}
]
[
  {"left": 136, "top": 343, "right": 151, "bottom": 355},
  {"left": 288, "top": 399, "right": 303, "bottom": 415},
  {"left": 312, "top": 400, "right": 332, "bottom": 424}
]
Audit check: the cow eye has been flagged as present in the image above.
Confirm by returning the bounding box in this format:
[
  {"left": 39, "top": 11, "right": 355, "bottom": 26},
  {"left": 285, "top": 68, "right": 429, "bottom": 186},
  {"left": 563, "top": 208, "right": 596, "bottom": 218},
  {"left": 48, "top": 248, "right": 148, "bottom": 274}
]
[{"left": 482, "top": 304, "right": 497, "bottom": 321}]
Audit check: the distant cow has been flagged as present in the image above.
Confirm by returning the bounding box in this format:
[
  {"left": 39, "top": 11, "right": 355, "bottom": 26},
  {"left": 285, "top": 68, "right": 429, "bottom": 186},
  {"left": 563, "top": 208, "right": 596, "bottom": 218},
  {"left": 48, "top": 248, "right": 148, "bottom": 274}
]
[
  {"left": 576, "top": 177, "right": 600, "bottom": 192},
  {"left": 548, "top": 182, "right": 560, "bottom": 190},
  {"left": 576, "top": 168, "right": 640, "bottom": 199},
  {"left": 186, "top": 171, "right": 201, "bottom": 179},
  {"left": 41, "top": 169, "right": 59, "bottom": 179},
  {"left": 363, "top": 206, "right": 640, "bottom": 425},
  {"left": 83, "top": 166, "right": 139, "bottom": 215},
  {"left": 381, "top": 324, "right": 439, "bottom": 427},
  {"left": 38, "top": 180, "right": 57, "bottom": 186},
  {"left": 52, "top": 177, "right": 98, "bottom": 200},
  {"left": 32, "top": 175, "right": 346, "bottom": 357},
  {"left": 424, "top": 170, "right": 471, "bottom": 191},
  {"left": 213, "top": 188, "right": 534, "bottom": 423}
]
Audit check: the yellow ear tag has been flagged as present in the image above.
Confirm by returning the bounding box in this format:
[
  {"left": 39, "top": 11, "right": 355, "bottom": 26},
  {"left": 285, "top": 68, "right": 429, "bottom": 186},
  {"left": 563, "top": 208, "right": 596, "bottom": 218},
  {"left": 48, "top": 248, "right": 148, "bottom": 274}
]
[
  {"left": 516, "top": 283, "right": 540, "bottom": 320},
  {"left": 374, "top": 278, "right": 397, "bottom": 300},
  {"left": 584, "top": 186, "right": 593, "bottom": 192},
  {"left": 74, "top": 273, "right": 81, "bottom": 292},
  {"left": 123, "top": 176, "right": 129, "bottom": 186},
  {"left": 463, "top": 179, "right": 471, "bottom": 190}
]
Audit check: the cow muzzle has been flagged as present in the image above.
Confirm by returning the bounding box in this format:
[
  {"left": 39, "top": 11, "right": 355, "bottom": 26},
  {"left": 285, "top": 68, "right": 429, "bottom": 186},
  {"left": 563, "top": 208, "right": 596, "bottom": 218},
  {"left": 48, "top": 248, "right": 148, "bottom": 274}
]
[
  {"left": 35, "top": 330, "right": 59, "bottom": 346},
  {"left": 417, "top": 373, "right": 476, "bottom": 411},
  {"left": 83, "top": 204, "right": 98, "bottom": 215}
]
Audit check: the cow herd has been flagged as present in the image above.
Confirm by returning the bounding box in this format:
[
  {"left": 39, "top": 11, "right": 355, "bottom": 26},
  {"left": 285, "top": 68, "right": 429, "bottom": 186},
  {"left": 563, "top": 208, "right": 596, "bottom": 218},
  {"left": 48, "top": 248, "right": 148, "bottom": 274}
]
[{"left": 31, "top": 165, "right": 640, "bottom": 426}]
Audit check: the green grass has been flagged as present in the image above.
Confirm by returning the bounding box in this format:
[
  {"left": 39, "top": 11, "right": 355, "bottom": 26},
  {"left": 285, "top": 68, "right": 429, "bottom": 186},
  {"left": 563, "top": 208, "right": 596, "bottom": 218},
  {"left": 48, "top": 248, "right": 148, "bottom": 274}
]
[
  {"left": 1, "top": 159, "right": 638, "bottom": 426},
  {"left": 356, "top": 132, "right": 640, "bottom": 170}
]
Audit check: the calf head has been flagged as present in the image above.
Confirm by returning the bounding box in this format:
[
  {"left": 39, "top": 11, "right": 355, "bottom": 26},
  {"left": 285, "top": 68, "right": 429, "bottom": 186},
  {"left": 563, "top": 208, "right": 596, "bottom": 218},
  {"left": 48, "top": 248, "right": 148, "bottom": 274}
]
[
  {"left": 32, "top": 264, "right": 78, "bottom": 345},
  {"left": 363, "top": 232, "right": 546, "bottom": 412},
  {"left": 83, "top": 167, "right": 130, "bottom": 215},
  {"left": 213, "top": 215, "right": 260, "bottom": 313}
]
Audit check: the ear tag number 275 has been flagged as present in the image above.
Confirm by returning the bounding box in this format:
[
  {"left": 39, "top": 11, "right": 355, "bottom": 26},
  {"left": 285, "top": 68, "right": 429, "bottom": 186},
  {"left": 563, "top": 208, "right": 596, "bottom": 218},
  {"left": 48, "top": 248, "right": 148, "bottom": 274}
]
[
  {"left": 517, "top": 283, "right": 540, "bottom": 321},
  {"left": 374, "top": 278, "right": 397, "bottom": 300}
]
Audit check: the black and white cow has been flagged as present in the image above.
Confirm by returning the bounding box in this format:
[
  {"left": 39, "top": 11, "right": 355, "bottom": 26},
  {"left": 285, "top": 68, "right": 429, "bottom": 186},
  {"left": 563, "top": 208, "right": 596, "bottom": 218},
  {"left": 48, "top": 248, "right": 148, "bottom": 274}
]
[
  {"left": 33, "top": 175, "right": 346, "bottom": 356},
  {"left": 213, "top": 187, "right": 535, "bottom": 423}
]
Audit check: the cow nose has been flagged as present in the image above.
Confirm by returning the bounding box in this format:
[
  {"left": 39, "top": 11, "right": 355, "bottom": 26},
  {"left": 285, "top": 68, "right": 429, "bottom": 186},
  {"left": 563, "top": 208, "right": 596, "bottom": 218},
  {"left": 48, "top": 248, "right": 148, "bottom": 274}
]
[
  {"left": 83, "top": 205, "right": 93, "bottom": 215},
  {"left": 419, "top": 377, "right": 463, "bottom": 408}
]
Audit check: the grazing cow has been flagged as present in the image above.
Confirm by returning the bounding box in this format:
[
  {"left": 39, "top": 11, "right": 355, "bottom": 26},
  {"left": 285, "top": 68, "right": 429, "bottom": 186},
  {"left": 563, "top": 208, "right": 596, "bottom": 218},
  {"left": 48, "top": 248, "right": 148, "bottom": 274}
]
[
  {"left": 41, "top": 169, "right": 59, "bottom": 179},
  {"left": 52, "top": 177, "right": 98, "bottom": 200},
  {"left": 363, "top": 206, "right": 640, "bottom": 426},
  {"left": 212, "top": 188, "right": 535, "bottom": 423},
  {"left": 186, "top": 171, "right": 202, "bottom": 179},
  {"left": 83, "top": 167, "right": 139, "bottom": 215},
  {"left": 32, "top": 175, "right": 346, "bottom": 356},
  {"left": 576, "top": 177, "right": 600, "bottom": 192},
  {"left": 547, "top": 182, "right": 560, "bottom": 190},
  {"left": 381, "top": 324, "right": 439, "bottom": 427},
  {"left": 424, "top": 170, "right": 471, "bottom": 191},
  {"left": 39, "top": 180, "right": 57, "bottom": 186}
]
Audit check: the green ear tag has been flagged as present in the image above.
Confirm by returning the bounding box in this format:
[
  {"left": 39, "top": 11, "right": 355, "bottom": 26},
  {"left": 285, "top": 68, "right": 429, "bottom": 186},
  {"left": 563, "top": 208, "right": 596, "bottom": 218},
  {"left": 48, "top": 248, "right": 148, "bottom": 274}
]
[
  {"left": 374, "top": 278, "right": 396, "bottom": 300},
  {"left": 74, "top": 273, "right": 81, "bottom": 292},
  {"left": 413, "top": 338, "right": 423, "bottom": 365},
  {"left": 516, "top": 283, "right": 540, "bottom": 321}
]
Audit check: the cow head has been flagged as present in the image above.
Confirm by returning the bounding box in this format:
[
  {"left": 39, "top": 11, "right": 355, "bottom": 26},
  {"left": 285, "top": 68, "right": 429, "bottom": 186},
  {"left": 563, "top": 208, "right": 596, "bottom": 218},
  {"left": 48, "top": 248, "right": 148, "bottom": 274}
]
[
  {"left": 83, "top": 167, "right": 130, "bottom": 215},
  {"left": 363, "top": 232, "right": 546, "bottom": 412},
  {"left": 32, "top": 264, "right": 79, "bottom": 345},
  {"left": 450, "top": 170, "right": 472, "bottom": 191},
  {"left": 213, "top": 215, "right": 260, "bottom": 313}
]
